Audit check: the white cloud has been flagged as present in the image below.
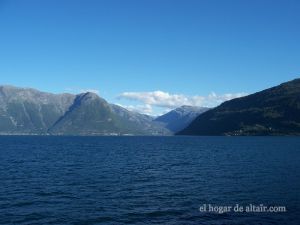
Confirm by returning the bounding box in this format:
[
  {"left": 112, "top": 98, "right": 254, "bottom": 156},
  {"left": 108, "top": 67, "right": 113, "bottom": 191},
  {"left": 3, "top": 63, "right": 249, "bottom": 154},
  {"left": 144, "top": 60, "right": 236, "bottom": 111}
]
[{"left": 118, "top": 90, "right": 247, "bottom": 109}]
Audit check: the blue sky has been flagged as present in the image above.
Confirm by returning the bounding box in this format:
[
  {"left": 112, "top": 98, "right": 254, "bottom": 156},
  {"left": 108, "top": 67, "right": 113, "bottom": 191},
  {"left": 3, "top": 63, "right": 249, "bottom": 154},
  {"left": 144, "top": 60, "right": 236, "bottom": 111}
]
[{"left": 0, "top": 0, "right": 299, "bottom": 115}]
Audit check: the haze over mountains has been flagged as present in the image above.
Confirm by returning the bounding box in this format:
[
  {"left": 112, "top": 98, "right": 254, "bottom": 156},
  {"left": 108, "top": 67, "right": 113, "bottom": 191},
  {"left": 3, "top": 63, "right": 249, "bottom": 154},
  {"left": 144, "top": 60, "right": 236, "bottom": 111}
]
[
  {"left": 178, "top": 78, "right": 300, "bottom": 136},
  {"left": 0, "top": 85, "right": 204, "bottom": 135}
]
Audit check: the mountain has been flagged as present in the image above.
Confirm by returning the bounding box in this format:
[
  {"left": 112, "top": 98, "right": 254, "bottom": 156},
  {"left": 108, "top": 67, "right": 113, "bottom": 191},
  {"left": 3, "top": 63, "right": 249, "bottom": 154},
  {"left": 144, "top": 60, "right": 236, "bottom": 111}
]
[
  {"left": 110, "top": 104, "right": 171, "bottom": 135},
  {"left": 178, "top": 79, "right": 300, "bottom": 136},
  {"left": 49, "top": 92, "right": 139, "bottom": 135},
  {"left": 0, "top": 85, "right": 171, "bottom": 135},
  {"left": 155, "top": 105, "right": 210, "bottom": 133},
  {"left": 0, "top": 85, "right": 75, "bottom": 134}
]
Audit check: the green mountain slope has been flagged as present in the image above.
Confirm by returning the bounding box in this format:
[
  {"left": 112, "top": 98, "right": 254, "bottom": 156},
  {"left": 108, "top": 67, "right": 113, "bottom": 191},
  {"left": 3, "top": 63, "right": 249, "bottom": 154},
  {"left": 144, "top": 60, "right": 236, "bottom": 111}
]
[{"left": 178, "top": 79, "right": 300, "bottom": 136}]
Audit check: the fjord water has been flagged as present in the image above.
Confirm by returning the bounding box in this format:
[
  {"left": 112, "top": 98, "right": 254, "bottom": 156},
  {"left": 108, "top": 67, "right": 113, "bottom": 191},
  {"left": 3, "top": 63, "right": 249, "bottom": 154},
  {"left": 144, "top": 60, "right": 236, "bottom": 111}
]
[{"left": 0, "top": 136, "right": 299, "bottom": 225}]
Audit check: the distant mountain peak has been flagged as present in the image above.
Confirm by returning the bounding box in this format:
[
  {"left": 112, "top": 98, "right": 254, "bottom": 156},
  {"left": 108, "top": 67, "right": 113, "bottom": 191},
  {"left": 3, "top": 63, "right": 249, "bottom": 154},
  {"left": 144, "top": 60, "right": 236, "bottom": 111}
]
[
  {"left": 174, "top": 105, "right": 209, "bottom": 112},
  {"left": 155, "top": 105, "right": 210, "bottom": 133}
]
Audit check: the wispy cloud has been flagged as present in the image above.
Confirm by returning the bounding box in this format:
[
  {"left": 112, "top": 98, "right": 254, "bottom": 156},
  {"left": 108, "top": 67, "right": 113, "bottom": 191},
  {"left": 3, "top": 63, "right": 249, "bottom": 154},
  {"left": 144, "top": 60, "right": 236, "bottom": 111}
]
[
  {"left": 118, "top": 90, "right": 247, "bottom": 109},
  {"left": 79, "top": 89, "right": 100, "bottom": 95},
  {"left": 64, "top": 88, "right": 100, "bottom": 95}
]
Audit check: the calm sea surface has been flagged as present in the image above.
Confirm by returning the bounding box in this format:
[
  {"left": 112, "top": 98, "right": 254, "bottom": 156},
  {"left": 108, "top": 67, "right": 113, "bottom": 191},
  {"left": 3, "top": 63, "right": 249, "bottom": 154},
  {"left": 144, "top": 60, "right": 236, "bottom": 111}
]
[{"left": 0, "top": 136, "right": 300, "bottom": 225}]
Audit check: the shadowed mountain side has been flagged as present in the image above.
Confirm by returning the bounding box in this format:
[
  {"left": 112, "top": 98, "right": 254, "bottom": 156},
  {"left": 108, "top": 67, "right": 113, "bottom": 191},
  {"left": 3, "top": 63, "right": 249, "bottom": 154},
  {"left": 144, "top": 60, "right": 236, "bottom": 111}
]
[
  {"left": 178, "top": 78, "right": 300, "bottom": 136},
  {"left": 48, "top": 92, "right": 156, "bottom": 135}
]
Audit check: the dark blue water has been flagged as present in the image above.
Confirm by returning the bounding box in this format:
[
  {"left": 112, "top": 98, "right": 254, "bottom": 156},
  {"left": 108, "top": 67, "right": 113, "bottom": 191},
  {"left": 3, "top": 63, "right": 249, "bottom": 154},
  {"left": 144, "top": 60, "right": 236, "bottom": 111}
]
[{"left": 0, "top": 136, "right": 300, "bottom": 225}]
